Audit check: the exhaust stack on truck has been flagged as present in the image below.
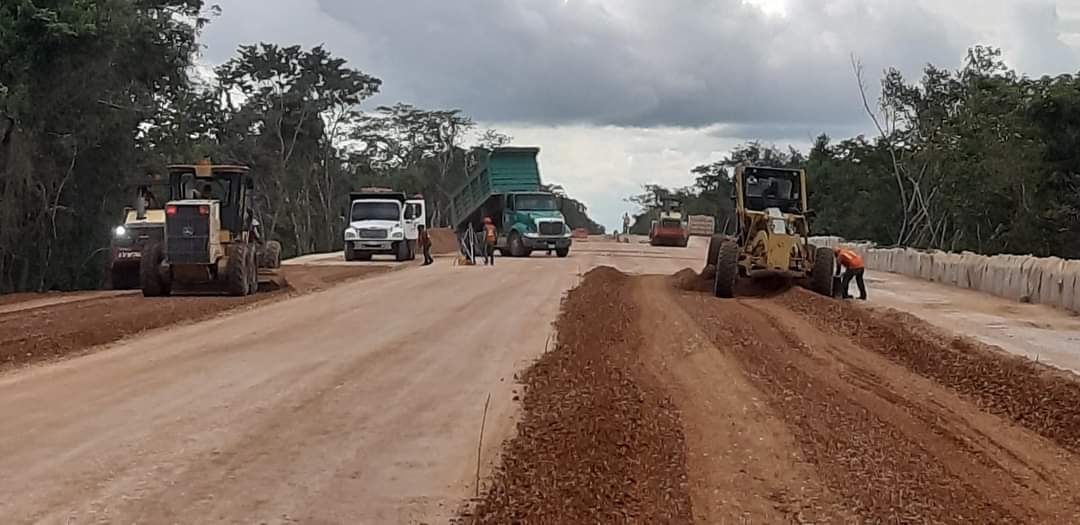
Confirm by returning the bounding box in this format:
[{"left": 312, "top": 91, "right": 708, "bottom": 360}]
[{"left": 448, "top": 147, "right": 571, "bottom": 258}]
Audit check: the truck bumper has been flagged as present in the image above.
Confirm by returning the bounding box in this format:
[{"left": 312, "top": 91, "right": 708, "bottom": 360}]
[
  {"left": 350, "top": 240, "right": 399, "bottom": 254},
  {"left": 522, "top": 237, "right": 572, "bottom": 250}
]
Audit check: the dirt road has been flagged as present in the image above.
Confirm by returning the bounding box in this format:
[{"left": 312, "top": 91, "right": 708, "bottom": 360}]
[
  {"left": 473, "top": 267, "right": 1080, "bottom": 523},
  {"left": 0, "top": 239, "right": 695, "bottom": 524},
  {"left": 5, "top": 235, "right": 1080, "bottom": 524}
]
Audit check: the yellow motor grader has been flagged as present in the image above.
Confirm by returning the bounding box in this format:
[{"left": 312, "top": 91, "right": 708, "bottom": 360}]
[{"left": 706, "top": 165, "right": 834, "bottom": 298}]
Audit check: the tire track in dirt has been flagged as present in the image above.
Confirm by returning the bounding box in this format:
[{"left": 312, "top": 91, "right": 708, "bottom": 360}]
[
  {"left": 776, "top": 289, "right": 1080, "bottom": 454},
  {"left": 634, "top": 276, "right": 857, "bottom": 523},
  {"left": 674, "top": 287, "right": 1078, "bottom": 523}
]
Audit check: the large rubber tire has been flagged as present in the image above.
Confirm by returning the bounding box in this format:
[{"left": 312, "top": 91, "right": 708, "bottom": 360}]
[
  {"left": 812, "top": 246, "right": 836, "bottom": 297},
  {"left": 707, "top": 234, "right": 726, "bottom": 269},
  {"left": 248, "top": 245, "right": 259, "bottom": 295},
  {"left": 226, "top": 245, "right": 250, "bottom": 297},
  {"left": 344, "top": 244, "right": 356, "bottom": 261},
  {"left": 509, "top": 233, "right": 526, "bottom": 258},
  {"left": 257, "top": 240, "right": 282, "bottom": 269},
  {"left": 713, "top": 241, "right": 738, "bottom": 299},
  {"left": 395, "top": 241, "right": 410, "bottom": 262},
  {"left": 140, "top": 244, "right": 171, "bottom": 297},
  {"left": 556, "top": 247, "right": 570, "bottom": 258}
]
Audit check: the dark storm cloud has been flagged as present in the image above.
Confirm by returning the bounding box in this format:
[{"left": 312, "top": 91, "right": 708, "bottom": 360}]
[{"left": 313, "top": 0, "right": 970, "bottom": 128}]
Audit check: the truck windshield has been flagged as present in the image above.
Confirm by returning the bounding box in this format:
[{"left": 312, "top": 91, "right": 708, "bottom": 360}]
[
  {"left": 352, "top": 202, "right": 401, "bottom": 221},
  {"left": 515, "top": 195, "right": 558, "bottom": 211}
]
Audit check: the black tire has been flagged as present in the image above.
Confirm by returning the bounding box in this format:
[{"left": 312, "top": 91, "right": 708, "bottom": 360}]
[
  {"left": 707, "top": 234, "right": 726, "bottom": 269},
  {"left": 344, "top": 244, "right": 356, "bottom": 262},
  {"left": 395, "top": 240, "right": 410, "bottom": 262},
  {"left": 509, "top": 232, "right": 526, "bottom": 257},
  {"left": 140, "top": 244, "right": 171, "bottom": 297},
  {"left": 812, "top": 246, "right": 835, "bottom": 297},
  {"left": 226, "top": 245, "right": 249, "bottom": 296},
  {"left": 248, "top": 244, "right": 259, "bottom": 295},
  {"left": 556, "top": 247, "right": 570, "bottom": 258},
  {"left": 111, "top": 265, "right": 138, "bottom": 290},
  {"left": 713, "top": 241, "right": 738, "bottom": 299}
]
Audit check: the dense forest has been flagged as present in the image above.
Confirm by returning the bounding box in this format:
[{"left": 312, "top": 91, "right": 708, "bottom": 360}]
[
  {"left": 0, "top": 1, "right": 601, "bottom": 293},
  {"left": 632, "top": 47, "right": 1080, "bottom": 260}
]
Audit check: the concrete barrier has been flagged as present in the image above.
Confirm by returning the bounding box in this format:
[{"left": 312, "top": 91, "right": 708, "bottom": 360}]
[{"left": 808, "top": 236, "right": 1080, "bottom": 313}]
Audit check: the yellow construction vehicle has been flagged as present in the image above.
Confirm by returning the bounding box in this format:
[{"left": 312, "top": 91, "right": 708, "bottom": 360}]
[
  {"left": 140, "top": 160, "right": 275, "bottom": 297},
  {"left": 707, "top": 165, "right": 834, "bottom": 298}
]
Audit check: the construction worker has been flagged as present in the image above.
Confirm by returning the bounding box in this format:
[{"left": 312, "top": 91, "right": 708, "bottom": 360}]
[
  {"left": 834, "top": 246, "right": 867, "bottom": 300},
  {"left": 622, "top": 212, "right": 631, "bottom": 235},
  {"left": 418, "top": 225, "right": 434, "bottom": 266},
  {"left": 198, "top": 183, "right": 214, "bottom": 200},
  {"left": 483, "top": 217, "right": 498, "bottom": 266}
]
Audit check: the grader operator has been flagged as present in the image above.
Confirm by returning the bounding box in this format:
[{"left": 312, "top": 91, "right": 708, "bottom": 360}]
[{"left": 707, "top": 165, "right": 834, "bottom": 298}]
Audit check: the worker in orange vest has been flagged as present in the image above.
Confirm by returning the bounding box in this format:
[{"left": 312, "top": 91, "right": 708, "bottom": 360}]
[
  {"left": 834, "top": 247, "right": 867, "bottom": 300},
  {"left": 483, "top": 217, "right": 498, "bottom": 266}
]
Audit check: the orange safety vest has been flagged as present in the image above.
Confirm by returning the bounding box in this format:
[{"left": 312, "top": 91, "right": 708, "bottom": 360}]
[
  {"left": 835, "top": 248, "right": 865, "bottom": 270},
  {"left": 484, "top": 224, "right": 497, "bottom": 243}
]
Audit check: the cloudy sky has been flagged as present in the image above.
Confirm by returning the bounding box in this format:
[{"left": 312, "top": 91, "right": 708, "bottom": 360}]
[{"left": 200, "top": 0, "right": 1080, "bottom": 229}]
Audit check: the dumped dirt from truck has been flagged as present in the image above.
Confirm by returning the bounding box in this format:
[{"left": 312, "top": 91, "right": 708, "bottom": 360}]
[
  {"left": 428, "top": 228, "right": 460, "bottom": 255},
  {"left": 468, "top": 267, "right": 693, "bottom": 524},
  {"left": 0, "top": 265, "right": 386, "bottom": 371},
  {"left": 473, "top": 267, "right": 1080, "bottom": 523}
]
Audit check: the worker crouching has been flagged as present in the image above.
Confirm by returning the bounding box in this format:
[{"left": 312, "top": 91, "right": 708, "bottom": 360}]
[{"left": 834, "top": 247, "right": 867, "bottom": 300}]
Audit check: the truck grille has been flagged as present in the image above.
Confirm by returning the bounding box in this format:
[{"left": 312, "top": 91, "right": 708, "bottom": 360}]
[
  {"left": 358, "top": 228, "right": 388, "bottom": 239},
  {"left": 538, "top": 222, "right": 563, "bottom": 236},
  {"left": 166, "top": 206, "right": 211, "bottom": 264}
]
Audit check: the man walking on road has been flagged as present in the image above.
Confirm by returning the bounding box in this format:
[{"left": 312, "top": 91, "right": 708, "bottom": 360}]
[
  {"left": 418, "top": 225, "right": 434, "bottom": 266},
  {"left": 483, "top": 217, "right": 498, "bottom": 266},
  {"left": 834, "top": 246, "right": 867, "bottom": 300}
]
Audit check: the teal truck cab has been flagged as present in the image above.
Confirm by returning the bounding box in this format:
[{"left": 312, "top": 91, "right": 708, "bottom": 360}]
[{"left": 449, "top": 147, "right": 571, "bottom": 257}]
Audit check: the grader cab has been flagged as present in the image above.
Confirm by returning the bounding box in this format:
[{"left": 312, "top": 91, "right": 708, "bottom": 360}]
[
  {"left": 707, "top": 165, "right": 834, "bottom": 298},
  {"left": 140, "top": 161, "right": 279, "bottom": 297}
]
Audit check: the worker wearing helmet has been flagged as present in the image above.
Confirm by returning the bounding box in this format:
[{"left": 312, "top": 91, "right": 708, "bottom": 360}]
[
  {"left": 834, "top": 247, "right": 867, "bottom": 300},
  {"left": 482, "top": 217, "right": 498, "bottom": 266}
]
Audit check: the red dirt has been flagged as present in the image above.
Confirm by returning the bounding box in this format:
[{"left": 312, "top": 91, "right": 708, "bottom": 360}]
[
  {"left": 468, "top": 267, "right": 692, "bottom": 524},
  {"left": 428, "top": 228, "right": 460, "bottom": 255},
  {"left": 0, "top": 265, "right": 386, "bottom": 371},
  {"left": 777, "top": 289, "right": 1080, "bottom": 454}
]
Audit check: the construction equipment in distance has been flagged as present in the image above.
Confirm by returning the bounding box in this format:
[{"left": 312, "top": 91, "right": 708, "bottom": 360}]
[
  {"left": 140, "top": 160, "right": 277, "bottom": 297},
  {"left": 107, "top": 176, "right": 169, "bottom": 289},
  {"left": 649, "top": 195, "right": 689, "bottom": 247},
  {"left": 687, "top": 215, "right": 716, "bottom": 237},
  {"left": 707, "top": 165, "right": 834, "bottom": 298}
]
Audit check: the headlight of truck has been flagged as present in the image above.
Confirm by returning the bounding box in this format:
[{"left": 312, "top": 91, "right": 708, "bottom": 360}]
[
  {"left": 391, "top": 230, "right": 404, "bottom": 239},
  {"left": 344, "top": 228, "right": 358, "bottom": 240},
  {"left": 524, "top": 232, "right": 539, "bottom": 238},
  {"left": 114, "top": 226, "right": 127, "bottom": 237}
]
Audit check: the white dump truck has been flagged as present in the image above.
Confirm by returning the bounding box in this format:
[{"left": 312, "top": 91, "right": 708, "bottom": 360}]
[{"left": 343, "top": 189, "right": 427, "bottom": 261}]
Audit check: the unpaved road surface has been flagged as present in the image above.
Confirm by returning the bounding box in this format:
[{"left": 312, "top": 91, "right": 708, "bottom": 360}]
[
  {"left": 0, "top": 239, "right": 696, "bottom": 524},
  {"left": 5, "top": 235, "right": 1080, "bottom": 524},
  {"left": 473, "top": 267, "right": 1080, "bottom": 523}
]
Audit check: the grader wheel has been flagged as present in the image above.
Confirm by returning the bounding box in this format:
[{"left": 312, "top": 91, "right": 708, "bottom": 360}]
[{"left": 713, "top": 240, "right": 739, "bottom": 299}]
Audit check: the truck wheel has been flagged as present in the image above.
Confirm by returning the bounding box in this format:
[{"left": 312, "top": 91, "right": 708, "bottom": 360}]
[
  {"left": 714, "top": 241, "right": 738, "bottom": 299},
  {"left": 395, "top": 240, "right": 410, "bottom": 262},
  {"left": 140, "top": 244, "right": 171, "bottom": 297},
  {"left": 812, "top": 246, "right": 835, "bottom": 297},
  {"left": 556, "top": 247, "right": 570, "bottom": 258},
  {"left": 344, "top": 244, "right": 356, "bottom": 262},
  {"left": 226, "top": 245, "right": 250, "bottom": 296},
  {"left": 509, "top": 232, "right": 525, "bottom": 257},
  {"left": 111, "top": 265, "right": 137, "bottom": 290}
]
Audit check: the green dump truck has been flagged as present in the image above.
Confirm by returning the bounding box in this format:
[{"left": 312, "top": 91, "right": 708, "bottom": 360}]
[{"left": 449, "top": 147, "right": 572, "bottom": 258}]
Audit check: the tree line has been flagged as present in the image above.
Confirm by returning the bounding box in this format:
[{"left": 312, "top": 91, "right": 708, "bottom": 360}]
[
  {"left": 0, "top": 1, "right": 601, "bottom": 293},
  {"left": 632, "top": 46, "right": 1080, "bottom": 260}
]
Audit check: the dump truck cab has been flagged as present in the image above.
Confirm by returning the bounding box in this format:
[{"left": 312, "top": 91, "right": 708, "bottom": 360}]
[{"left": 140, "top": 161, "right": 261, "bottom": 297}]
